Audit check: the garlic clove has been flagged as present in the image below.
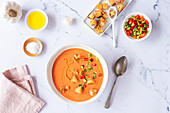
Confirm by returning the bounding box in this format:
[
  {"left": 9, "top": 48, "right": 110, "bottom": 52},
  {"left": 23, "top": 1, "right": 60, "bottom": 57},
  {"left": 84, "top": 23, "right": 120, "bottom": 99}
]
[{"left": 63, "top": 18, "right": 73, "bottom": 25}]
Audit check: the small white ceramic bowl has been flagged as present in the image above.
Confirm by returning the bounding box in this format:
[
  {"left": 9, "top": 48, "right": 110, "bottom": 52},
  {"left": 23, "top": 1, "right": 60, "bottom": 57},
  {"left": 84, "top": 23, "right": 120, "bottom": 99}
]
[
  {"left": 25, "top": 9, "right": 48, "bottom": 32},
  {"left": 47, "top": 44, "right": 108, "bottom": 104},
  {"left": 122, "top": 12, "right": 152, "bottom": 41}
]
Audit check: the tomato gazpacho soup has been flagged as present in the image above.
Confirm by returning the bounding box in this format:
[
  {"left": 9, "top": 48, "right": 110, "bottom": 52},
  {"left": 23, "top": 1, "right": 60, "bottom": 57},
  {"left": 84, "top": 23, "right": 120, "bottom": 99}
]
[{"left": 52, "top": 48, "right": 104, "bottom": 102}]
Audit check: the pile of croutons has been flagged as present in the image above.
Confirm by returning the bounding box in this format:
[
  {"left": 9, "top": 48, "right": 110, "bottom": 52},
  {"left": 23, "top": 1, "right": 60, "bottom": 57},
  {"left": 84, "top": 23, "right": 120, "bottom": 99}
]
[
  {"left": 88, "top": 3, "right": 109, "bottom": 34},
  {"left": 87, "top": 0, "right": 125, "bottom": 35}
]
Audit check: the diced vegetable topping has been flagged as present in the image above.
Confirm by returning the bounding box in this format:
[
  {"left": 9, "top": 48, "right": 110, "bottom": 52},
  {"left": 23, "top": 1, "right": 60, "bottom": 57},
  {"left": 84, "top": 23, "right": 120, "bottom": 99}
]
[
  {"left": 98, "top": 73, "right": 102, "bottom": 77},
  {"left": 93, "top": 72, "right": 97, "bottom": 75},
  {"left": 85, "top": 74, "right": 88, "bottom": 77},
  {"left": 84, "top": 58, "right": 89, "bottom": 61},
  {"left": 83, "top": 79, "right": 87, "bottom": 83},
  {"left": 93, "top": 76, "right": 96, "bottom": 79},
  {"left": 81, "top": 65, "right": 84, "bottom": 69},
  {"left": 88, "top": 54, "right": 92, "bottom": 57},
  {"left": 124, "top": 14, "right": 150, "bottom": 39},
  {"left": 92, "top": 63, "right": 97, "bottom": 66}
]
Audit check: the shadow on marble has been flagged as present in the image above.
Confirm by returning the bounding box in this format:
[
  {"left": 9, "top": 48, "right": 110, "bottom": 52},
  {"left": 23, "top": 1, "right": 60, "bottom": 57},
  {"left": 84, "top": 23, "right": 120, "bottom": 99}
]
[{"left": 46, "top": 13, "right": 56, "bottom": 30}]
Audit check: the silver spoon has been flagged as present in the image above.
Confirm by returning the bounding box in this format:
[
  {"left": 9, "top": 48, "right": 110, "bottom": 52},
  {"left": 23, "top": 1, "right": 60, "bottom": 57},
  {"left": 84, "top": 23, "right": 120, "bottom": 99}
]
[
  {"left": 104, "top": 56, "right": 128, "bottom": 109},
  {"left": 108, "top": 6, "right": 118, "bottom": 48}
]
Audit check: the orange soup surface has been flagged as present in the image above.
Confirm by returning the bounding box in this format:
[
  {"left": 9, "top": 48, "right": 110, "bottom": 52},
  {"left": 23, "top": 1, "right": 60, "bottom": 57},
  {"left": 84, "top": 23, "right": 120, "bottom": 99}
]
[{"left": 52, "top": 48, "right": 104, "bottom": 102}]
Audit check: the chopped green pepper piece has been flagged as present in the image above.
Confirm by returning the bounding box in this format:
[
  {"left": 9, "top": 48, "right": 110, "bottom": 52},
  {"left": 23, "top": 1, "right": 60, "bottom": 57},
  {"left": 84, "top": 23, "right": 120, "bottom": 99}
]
[
  {"left": 146, "top": 30, "right": 150, "bottom": 34},
  {"left": 140, "top": 28, "right": 143, "bottom": 34},
  {"left": 144, "top": 24, "right": 147, "bottom": 28},
  {"left": 93, "top": 76, "right": 96, "bottom": 79},
  {"left": 83, "top": 79, "right": 87, "bottom": 82},
  {"left": 88, "top": 54, "right": 92, "bottom": 57},
  {"left": 93, "top": 72, "right": 97, "bottom": 75},
  {"left": 84, "top": 69, "right": 87, "bottom": 72},
  {"left": 95, "top": 57, "right": 98, "bottom": 61},
  {"left": 85, "top": 75, "right": 88, "bottom": 77},
  {"left": 137, "top": 36, "right": 140, "bottom": 39},
  {"left": 79, "top": 84, "right": 82, "bottom": 86},
  {"left": 142, "top": 21, "right": 145, "bottom": 24},
  {"left": 127, "top": 27, "right": 131, "bottom": 30}
]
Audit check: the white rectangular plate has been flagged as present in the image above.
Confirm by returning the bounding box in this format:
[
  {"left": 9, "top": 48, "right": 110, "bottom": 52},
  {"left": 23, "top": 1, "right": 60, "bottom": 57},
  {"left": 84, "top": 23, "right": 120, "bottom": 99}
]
[{"left": 83, "top": 0, "right": 132, "bottom": 36}]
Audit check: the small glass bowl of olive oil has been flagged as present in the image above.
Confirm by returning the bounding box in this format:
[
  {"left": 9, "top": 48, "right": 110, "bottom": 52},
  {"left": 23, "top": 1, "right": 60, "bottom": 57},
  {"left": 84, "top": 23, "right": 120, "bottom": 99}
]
[{"left": 25, "top": 9, "right": 48, "bottom": 31}]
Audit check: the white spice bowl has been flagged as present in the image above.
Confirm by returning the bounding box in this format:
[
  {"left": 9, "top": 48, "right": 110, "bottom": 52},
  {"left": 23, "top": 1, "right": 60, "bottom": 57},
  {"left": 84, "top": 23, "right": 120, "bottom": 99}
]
[{"left": 23, "top": 38, "right": 43, "bottom": 57}]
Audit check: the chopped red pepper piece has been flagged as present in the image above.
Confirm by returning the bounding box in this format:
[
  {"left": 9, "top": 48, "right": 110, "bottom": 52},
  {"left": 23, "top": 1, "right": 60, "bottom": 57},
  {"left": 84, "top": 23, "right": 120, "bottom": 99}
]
[
  {"left": 83, "top": 84, "right": 87, "bottom": 88},
  {"left": 84, "top": 58, "right": 88, "bottom": 61},
  {"left": 80, "top": 75, "right": 85, "bottom": 79},
  {"left": 92, "top": 63, "right": 97, "bottom": 66},
  {"left": 98, "top": 73, "right": 102, "bottom": 77}
]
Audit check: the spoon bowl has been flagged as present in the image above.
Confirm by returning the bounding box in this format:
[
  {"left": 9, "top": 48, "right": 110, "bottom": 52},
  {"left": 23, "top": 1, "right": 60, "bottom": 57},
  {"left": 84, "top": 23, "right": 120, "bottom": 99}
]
[
  {"left": 114, "top": 56, "right": 128, "bottom": 77},
  {"left": 108, "top": 6, "right": 118, "bottom": 21}
]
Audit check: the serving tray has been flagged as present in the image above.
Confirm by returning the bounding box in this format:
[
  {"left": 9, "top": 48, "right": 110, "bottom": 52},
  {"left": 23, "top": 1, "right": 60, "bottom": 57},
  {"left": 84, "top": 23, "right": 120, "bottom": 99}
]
[{"left": 83, "top": 0, "right": 132, "bottom": 36}]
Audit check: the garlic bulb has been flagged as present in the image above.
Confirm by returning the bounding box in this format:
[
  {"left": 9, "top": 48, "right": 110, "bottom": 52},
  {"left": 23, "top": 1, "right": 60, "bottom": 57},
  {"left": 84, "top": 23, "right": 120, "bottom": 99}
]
[
  {"left": 0, "top": 1, "right": 22, "bottom": 24},
  {"left": 63, "top": 18, "right": 73, "bottom": 25}
]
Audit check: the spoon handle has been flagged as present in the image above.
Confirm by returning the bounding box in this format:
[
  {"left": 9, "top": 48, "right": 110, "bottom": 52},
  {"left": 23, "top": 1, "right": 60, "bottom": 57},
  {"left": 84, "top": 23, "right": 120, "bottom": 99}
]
[
  {"left": 112, "top": 22, "right": 116, "bottom": 48},
  {"left": 104, "top": 77, "right": 118, "bottom": 109}
]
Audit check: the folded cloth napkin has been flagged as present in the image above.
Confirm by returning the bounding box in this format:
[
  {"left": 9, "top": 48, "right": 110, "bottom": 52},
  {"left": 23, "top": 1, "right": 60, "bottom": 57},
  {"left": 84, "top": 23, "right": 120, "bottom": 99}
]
[{"left": 0, "top": 65, "right": 45, "bottom": 113}]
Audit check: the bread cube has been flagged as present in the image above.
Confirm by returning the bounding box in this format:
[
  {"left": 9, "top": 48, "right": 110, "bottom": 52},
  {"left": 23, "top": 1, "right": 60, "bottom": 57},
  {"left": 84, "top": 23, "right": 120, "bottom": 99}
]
[
  {"left": 117, "top": 3, "right": 124, "bottom": 12},
  {"left": 71, "top": 76, "right": 78, "bottom": 83},
  {"left": 95, "top": 10, "right": 102, "bottom": 18},
  {"left": 94, "top": 26, "right": 104, "bottom": 34},
  {"left": 88, "top": 13, "right": 95, "bottom": 19},
  {"left": 75, "top": 86, "right": 83, "bottom": 94},
  {"left": 98, "top": 17, "right": 107, "bottom": 27},
  {"left": 97, "top": 3, "right": 103, "bottom": 10},
  {"left": 109, "top": 10, "right": 116, "bottom": 17},
  {"left": 102, "top": 3, "right": 108, "bottom": 10},
  {"left": 102, "top": 11, "right": 108, "bottom": 19},
  {"left": 90, "top": 19, "right": 97, "bottom": 26},
  {"left": 108, "top": 0, "right": 116, "bottom": 6}
]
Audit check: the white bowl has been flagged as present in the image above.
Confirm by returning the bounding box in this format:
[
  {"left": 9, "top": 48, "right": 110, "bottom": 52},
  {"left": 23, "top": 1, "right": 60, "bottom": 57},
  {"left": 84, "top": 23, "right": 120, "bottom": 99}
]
[
  {"left": 122, "top": 12, "right": 152, "bottom": 41},
  {"left": 47, "top": 44, "right": 108, "bottom": 104},
  {"left": 25, "top": 9, "right": 48, "bottom": 32}
]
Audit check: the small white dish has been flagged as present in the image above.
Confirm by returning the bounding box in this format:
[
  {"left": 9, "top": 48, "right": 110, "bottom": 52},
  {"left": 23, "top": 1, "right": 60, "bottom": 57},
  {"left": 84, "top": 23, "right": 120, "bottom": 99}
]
[
  {"left": 122, "top": 12, "right": 152, "bottom": 41},
  {"left": 25, "top": 9, "right": 48, "bottom": 32},
  {"left": 47, "top": 44, "right": 108, "bottom": 104}
]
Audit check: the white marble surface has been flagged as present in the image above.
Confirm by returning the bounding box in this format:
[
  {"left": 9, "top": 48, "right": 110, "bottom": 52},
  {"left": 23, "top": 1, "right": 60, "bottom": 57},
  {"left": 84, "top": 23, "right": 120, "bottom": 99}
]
[{"left": 0, "top": 0, "right": 170, "bottom": 113}]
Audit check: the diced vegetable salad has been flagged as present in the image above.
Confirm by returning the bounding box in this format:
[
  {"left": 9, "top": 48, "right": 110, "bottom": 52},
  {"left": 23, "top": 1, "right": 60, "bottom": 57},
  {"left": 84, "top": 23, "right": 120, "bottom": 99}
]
[{"left": 124, "top": 14, "right": 150, "bottom": 39}]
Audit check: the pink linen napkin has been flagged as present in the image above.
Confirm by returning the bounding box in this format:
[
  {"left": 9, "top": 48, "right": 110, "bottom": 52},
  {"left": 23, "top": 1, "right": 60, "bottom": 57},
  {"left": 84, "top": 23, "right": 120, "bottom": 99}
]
[{"left": 0, "top": 65, "right": 45, "bottom": 113}]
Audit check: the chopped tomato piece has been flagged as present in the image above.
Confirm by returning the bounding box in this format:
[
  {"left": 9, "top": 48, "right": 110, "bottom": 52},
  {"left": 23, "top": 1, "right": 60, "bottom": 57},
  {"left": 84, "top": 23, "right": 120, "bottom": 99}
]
[
  {"left": 135, "top": 15, "right": 140, "bottom": 19},
  {"left": 80, "top": 75, "right": 85, "bottom": 79},
  {"left": 139, "top": 33, "right": 147, "bottom": 38},
  {"left": 139, "top": 23, "right": 143, "bottom": 27},
  {"left": 140, "top": 15, "right": 144, "bottom": 21},
  {"left": 98, "top": 73, "right": 102, "bottom": 77},
  {"left": 83, "top": 84, "right": 87, "bottom": 88},
  {"left": 145, "top": 20, "right": 149, "bottom": 26},
  {"left": 131, "top": 23, "right": 135, "bottom": 27},
  {"left": 133, "top": 36, "right": 137, "bottom": 39},
  {"left": 126, "top": 31, "right": 130, "bottom": 36},
  {"left": 84, "top": 58, "right": 88, "bottom": 61},
  {"left": 92, "top": 63, "right": 97, "bottom": 66}
]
